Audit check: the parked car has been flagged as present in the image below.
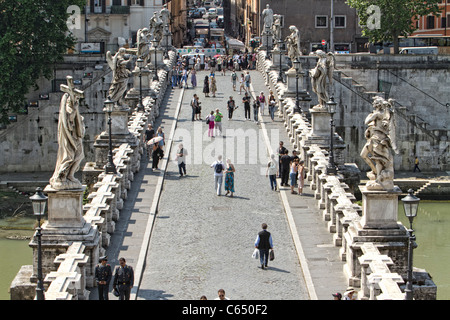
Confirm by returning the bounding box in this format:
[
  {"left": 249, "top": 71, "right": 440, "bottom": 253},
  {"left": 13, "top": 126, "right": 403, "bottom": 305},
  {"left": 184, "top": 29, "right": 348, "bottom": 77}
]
[
  {"left": 216, "top": 15, "right": 224, "bottom": 28},
  {"left": 197, "top": 7, "right": 206, "bottom": 17}
]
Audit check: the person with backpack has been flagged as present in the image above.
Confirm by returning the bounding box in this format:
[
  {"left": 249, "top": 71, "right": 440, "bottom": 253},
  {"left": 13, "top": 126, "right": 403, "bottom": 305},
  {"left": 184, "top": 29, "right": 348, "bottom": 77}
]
[
  {"left": 211, "top": 155, "right": 225, "bottom": 196},
  {"left": 231, "top": 69, "right": 237, "bottom": 91}
]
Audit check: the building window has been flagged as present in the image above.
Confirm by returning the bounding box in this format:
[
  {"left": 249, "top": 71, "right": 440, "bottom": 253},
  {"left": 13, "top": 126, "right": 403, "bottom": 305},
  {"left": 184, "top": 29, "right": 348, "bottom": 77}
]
[
  {"left": 334, "top": 15, "right": 346, "bottom": 28},
  {"left": 442, "top": 17, "right": 446, "bottom": 28},
  {"left": 91, "top": 0, "right": 105, "bottom": 14},
  {"left": 426, "top": 16, "right": 435, "bottom": 29},
  {"left": 316, "top": 15, "right": 328, "bottom": 28},
  {"left": 113, "top": 0, "right": 122, "bottom": 5}
]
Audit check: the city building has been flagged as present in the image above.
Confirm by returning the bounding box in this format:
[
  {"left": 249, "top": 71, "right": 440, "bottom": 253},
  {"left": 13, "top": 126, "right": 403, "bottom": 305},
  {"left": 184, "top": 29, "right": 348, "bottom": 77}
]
[
  {"left": 412, "top": 0, "right": 450, "bottom": 36},
  {"left": 237, "top": 0, "right": 363, "bottom": 53},
  {"left": 71, "top": 0, "right": 164, "bottom": 54}
]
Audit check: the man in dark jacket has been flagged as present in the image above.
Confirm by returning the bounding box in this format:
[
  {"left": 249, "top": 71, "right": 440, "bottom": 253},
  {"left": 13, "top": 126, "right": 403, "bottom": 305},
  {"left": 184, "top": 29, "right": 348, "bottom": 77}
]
[
  {"left": 94, "top": 256, "right": 112, "bottom": 300},
  {"left": 254, "top": 223, "right": 274, "bottom": 270},
  {"left": 280, "top": 150, "right": 291, "bottom": 186},
  {"left": 277, "top": 141, "right": 287, "bottom": 178},
  {"left": 113, "top": 257, "right": 134, "bottom": 300}
]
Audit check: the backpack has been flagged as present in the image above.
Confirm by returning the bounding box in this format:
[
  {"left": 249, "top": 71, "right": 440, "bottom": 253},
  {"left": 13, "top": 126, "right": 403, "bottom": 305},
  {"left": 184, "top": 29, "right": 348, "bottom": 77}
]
[
  {"left": 232, "top": 73, "right": 237, "bottom": 80},
  {"left": 215, "top": 162, "right": 223, "bottom": 173}
]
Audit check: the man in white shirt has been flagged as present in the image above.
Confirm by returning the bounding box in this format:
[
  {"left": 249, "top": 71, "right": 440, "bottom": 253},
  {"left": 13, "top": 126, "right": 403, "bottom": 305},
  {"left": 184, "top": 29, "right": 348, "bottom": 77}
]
[
  {"left": 214, "top": 288, "right": 230, "bottom": 300},
  {"left": 176, "top": 143, "right": 188, "bottom": 177},
  {"left": 210, "top": 155, "right": 224, "bottom": 196}
]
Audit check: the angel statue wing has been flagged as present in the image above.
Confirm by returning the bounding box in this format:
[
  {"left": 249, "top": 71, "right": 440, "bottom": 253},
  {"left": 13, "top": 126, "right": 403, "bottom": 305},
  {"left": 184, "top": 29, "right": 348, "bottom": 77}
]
[
  {"left": 106, "top": 51, "right": 115, "bottom": 71},
  {"left": 387, "top": 99, "right": 399, "bottom": 154},
  {"left": 326, "top": 52, "right": 335, "bottom": 83}
]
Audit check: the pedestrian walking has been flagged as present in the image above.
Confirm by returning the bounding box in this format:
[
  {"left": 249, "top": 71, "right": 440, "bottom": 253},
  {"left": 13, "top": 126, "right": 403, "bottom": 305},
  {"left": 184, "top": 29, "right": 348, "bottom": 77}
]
[
  {"left": 268, "top": 91, "right": 276, "bottom": 121},
  {"left": 190, "top": 67, "right": 197, "bottom": 87},
  {"left": 239, "top": 73, "right": 245, "bottom": 94},
  {"left": 211, "top": 155, "right": 225, "bottom": 196},
  {"left": 414, "top": 156, "right": 421, "bottom": 172},
  {"left": 171, "top": 66, "right": 178, "bottom": 88},
  {"left": 280, "top": 150, "right": 291, "bottom": 186},
  {"left": 254, "top": 223, "right": 274, "bottom": 270},
  {"left": 209, "top": 57, "right": 216, "bottom": 73},
  {"left": 277, "top": 141, "right": 287, "bottom": 178},
  {"left": 231, "top": 69, "right": 237, "bottom": 91},
  {"left": 181, "top": 68, "right": 189, "bottom": 88},
  {"left": 298, "top": 160, "right": 305, "bottom": 195},
  {"left": 266, "top": 154, "right": 278, "bottom": 191},
  {"left": 94, "top": 256, "right": 112, "bottom": 300},
  {"left": 244, "top": 71, "right": 251, "bottom": 93},
  {"left": 144, "top": 124, "right": 155, "bottom": 158},
  {"left": 203, "top": 76, "right": 210, "bottom": 97},
  {"left": 217, "top": 55, "right": 223, "bottom": 74},
  {"left": 258, "top": 91, "right": 266, "bottom": 115},
  {"left": 242, "top": 92, "right": 251, "bottom": 120},
  {"left": 210, "top": 75, "right": 217, "bottom": 97},
  {"left": 214, "top": 289, "right": 230, "bottom": 300},
  {"left": 113, "top": 257, "right": 134, "bottom": 300},
  {"left": 224, "top": 158, "right": 235, "bottom": 197},
  {"left": 207, "top": 111, "right": 215, "bottom": 137},
  {"left": 191, "top": 94, "right": 198, "bottom": 121},
  {"left": 253, "top": 99, "right": 260, "bottom": 123},
  {"left": 214, "top": 108, "right": 223, "bottom": 136},
  {"left": 290, "top": 158, "right": 299, "bottom": 194},
  {"left": 176, "top": 143, "right": 188, "bottom": 178},
  {"left": 156, "top": 126, "right": 165, "bottom": 150},
  {"left": 227, "top": 96, "right": 236, "bottom": 120},
  {"left": 152, "top": 144, "right": 164, "bottom": 170}
]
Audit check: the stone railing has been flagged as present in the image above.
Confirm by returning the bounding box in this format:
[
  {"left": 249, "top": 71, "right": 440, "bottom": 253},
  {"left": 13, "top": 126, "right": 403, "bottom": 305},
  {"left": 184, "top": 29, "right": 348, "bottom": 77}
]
[
  {"left": 256, "top": 50, "right": 436, "bottom": 300},
  {"left": 10, "top": 50, "right": 177, "bottom": 300}
]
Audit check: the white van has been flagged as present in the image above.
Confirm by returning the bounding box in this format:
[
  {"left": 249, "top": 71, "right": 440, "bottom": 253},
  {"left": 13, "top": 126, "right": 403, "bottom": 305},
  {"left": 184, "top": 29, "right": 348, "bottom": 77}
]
[{"left": 399, "top": 46, "right": 438, "bottom": 54}]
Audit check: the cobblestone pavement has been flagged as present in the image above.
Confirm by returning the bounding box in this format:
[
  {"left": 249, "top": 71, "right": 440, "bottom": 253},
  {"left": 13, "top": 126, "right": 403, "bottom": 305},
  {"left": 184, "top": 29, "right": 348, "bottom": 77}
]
[{"left": 137, "top": 70, "right": 309, "bottom": 300}]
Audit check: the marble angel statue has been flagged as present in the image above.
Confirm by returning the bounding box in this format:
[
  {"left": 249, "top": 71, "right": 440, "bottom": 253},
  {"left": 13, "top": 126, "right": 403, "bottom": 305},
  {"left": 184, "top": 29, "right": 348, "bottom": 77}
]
[
  {"left": 106, "top": 48, "right": 132, "bottom": 105},
  {"left": 309, "top": 50, "right": 335, "bottom": 110},
  {"left": 50, "top": 76, "right": 85, "bottom": 190},
  {"left": 285, "top": 25, "right": 301, "bottom": 63},
  {"left": 149, "top": 11, "right": 164, "bottom": 44},
  {"left": 360, "top": 96, "right": 399, "bottom": 191}
]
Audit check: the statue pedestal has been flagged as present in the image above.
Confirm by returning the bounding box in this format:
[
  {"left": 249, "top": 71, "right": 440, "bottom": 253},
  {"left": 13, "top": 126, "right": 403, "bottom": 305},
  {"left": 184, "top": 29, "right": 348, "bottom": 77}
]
[
  {"left": 126, "top": 68, "right": 153, "bottom": 100},
  {"left": 28, "top": 185, "right": 100, "bottom": 287},
  {"left": 271, "top": 48, "right": 286, "bottom": 70},
  {"left": 286, "top": 68, "right": 305, "bottom": 94},
  {"left": 359, "top": 185, "right": 402, "bottom": 229},
  {"left": 149, "top": 47, "right": 165, "bottom": 71},
  {"left": 310, "top": 107, "right": 331, "bottom": 137}
]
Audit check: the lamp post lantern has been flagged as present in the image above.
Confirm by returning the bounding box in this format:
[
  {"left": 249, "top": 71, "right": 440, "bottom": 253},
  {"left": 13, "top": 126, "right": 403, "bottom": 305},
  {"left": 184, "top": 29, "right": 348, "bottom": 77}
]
[
  {"left": 326, "top": 96, "right": 337, "bottom": 175},
  {"left": 401, "top": 189, "right": 420, "bottom": 300},
  {"left": 30, "top": 187, "right": 48, "bottom": 300},
  {"left": 136, "top": 58, "right": 145, "bottom": 112},
  {"left": 293, "top": 58, "right": 301, "bottom": 113},
  {"left": 104, "top": 99, "right": 117, "bottom": 174}
]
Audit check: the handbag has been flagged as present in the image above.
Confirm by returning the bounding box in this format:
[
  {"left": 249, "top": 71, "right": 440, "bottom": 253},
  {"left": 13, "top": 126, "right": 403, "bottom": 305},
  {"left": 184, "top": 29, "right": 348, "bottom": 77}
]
[
  {"left": 206, "top": 117, "right": 210, "bottom": 124},
  {"left": 252, "top": 248, "right": 259, "bottom": 259},
  {"left": 269, "top": 249, "right": 275, "bottom": 261}
]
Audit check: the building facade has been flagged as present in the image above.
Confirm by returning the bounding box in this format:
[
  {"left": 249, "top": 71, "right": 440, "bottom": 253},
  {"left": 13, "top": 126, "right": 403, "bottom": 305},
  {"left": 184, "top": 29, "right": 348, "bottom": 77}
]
[
  {"left": 239, "top": 0, "right": 363, "bottom": 54},
  {"left": 412, "top": 1, "right": 450, "bottom": 36},
  {"left": 71, "top": 0, "right": 164, "bottom": 54}
]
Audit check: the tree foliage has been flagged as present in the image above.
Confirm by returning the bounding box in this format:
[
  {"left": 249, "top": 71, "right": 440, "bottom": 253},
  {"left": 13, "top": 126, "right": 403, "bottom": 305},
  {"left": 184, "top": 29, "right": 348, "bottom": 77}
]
[
  {"left": 0, "top": 0, "right": 86, "bottom": 124},
  {"left": 346, "top": 0, "right": 441, "bottom": 53}
]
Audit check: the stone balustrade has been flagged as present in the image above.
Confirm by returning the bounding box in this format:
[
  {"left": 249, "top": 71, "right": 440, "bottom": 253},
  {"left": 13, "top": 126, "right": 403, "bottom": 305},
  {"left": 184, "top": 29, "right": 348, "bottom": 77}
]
[{"left": 256, "top": 50, "right": 423, "bottom": 300}]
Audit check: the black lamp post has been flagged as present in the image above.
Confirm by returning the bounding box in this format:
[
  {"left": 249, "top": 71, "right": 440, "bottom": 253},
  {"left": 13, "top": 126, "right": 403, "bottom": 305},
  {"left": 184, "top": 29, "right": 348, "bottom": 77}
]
[
  {"left": 104, "top": 99, "right": 117, "bottom": 174},
  {"left": 401, "top": 189, "right": 420, "bottom": 300},
  {"left": 277, "top": 39, "right": 284, "bottom": 83},
  {"left": 136, "top": 58, "right": 144, "bottom": 112},
  {"left": 293, "top": 58, "right": 301, "bottom": 113},
  {"left": 152, "top": 40, "right": 159, "bottom": 81},
  {"left": 265, "top": 28, "right": 270, "bottom": 60},
  {"left": 326, "top": 96, "right": 337, "bottom": 175},
  {"left": 30, "top": 187, "right": 48, "bottom": 300},
  {"left": 164, "top": 30, "right": 170, "bottom": 60}
]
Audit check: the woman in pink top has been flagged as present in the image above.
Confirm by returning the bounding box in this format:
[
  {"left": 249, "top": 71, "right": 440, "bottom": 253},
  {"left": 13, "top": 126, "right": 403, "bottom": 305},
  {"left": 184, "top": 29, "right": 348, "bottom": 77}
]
[
  {"left": 207, "top": 111, "right": 215, "bottom": 137},
  {"left": 259, "top": 92, "right": 266, "bottom": 115}
]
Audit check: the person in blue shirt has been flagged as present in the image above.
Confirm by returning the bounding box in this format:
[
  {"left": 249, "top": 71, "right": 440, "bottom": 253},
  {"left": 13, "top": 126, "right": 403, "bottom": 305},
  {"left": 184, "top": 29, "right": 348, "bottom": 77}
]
[{"left": 254, "top": 223, "right": 274, "bottom": 269}]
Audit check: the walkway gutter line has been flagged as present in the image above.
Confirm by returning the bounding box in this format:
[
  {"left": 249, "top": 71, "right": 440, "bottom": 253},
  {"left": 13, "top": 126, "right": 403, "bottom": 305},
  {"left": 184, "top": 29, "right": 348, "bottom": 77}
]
[
  {"left": 249, "top": 82, "right": 318, "bottom": 301},
  {"left": 131, "top": 86, "right": 185, "bottom": 300}
]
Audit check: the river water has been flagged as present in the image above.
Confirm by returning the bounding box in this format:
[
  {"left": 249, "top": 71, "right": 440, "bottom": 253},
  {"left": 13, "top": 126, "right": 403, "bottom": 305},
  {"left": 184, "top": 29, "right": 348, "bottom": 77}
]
[{"left": 1, "top": 202, "right": 449, "bottom": 300}]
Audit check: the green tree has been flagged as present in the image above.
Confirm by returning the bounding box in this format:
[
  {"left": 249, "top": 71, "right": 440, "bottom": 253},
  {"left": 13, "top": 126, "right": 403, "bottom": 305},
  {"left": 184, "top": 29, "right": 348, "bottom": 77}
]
[
  {"left": 0, "top": 0, "right": 86, "bottom": 124},
  {"left": 346, "top": 0, "right": 441, "bottom": 54}
]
